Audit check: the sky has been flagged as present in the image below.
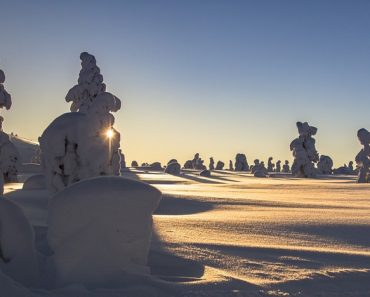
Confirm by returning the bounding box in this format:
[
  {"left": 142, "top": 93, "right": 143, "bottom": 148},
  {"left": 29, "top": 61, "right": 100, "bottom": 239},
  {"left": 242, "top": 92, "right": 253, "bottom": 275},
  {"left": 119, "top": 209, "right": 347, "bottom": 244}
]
[{"left": 0, "top": 0, "right": 369, "bottom": 167}]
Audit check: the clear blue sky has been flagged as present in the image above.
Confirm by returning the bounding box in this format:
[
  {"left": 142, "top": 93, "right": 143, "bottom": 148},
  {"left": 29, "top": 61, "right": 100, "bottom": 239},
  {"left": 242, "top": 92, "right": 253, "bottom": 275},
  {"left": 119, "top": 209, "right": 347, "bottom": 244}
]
[{"left": 0, "top": 0, "right": 369, "bottom": 166}]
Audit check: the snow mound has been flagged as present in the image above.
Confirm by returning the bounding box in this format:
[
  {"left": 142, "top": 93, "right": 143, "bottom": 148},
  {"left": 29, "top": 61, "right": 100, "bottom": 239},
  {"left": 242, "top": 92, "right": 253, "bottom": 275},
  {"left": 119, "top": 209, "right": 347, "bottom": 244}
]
[
  {"left": 200, "top": 170, "right": 211, "bottom": 177},
  {"left": 0, "top": 198, "right": 39, "bottom": 286},
  {"left": 19, "top": 163, "right": 42, "bottom": 174},
  {"left": 47, "top": 176, "right": 162, "bottom": 287},
  {"left": 22, "top": 174, "right": 45, "bottom": 190}
]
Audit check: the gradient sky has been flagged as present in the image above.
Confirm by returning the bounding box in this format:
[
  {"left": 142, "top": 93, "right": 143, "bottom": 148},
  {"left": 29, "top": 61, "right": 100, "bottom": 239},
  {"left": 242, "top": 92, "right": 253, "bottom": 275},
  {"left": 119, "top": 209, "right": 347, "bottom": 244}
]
[{"left": 1, "top": 0, "right": 370, "bottom": 166}]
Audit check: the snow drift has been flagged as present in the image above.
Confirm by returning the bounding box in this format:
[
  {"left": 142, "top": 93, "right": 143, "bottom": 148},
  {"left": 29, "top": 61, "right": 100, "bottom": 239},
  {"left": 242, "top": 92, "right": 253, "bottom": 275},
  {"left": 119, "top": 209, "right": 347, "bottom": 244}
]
[
  {"left": 47, "top": 176, "right": 162, "bottom": 287},
  {"left": 0, "top": 198, "right": 39, "bottom": 287}
]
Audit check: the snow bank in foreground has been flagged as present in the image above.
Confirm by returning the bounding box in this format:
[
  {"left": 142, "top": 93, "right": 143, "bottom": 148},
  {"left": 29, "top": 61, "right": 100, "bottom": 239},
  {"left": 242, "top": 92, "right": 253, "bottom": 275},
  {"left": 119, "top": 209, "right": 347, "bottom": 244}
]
[
  {"left": 47, "top": 176, "right": 162, "bottom": 287},
  {"left": 0, "top": 198, "right": 39, "bottom": 286},
  {"left": 23, "top": 174, "right": 46, "bottom": 190}
]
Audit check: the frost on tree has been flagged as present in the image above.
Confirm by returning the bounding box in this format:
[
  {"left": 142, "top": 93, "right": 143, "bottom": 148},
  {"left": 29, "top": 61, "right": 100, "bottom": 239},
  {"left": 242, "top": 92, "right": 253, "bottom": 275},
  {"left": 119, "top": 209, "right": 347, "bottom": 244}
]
[
  {"left": 290, "top": 122, "right": 319, "bottom": 178},
  {"left": 317, "top": 155, "right": 333, "bottom": 175},
  {"left": 209, "top": 157, "right": 215, "bottom": 170},
  {"left": 267, "top": 157, "right": 274, "bottom": 172},
  {"left": 275, "top": 160, "right": 281, "bottom": 172},
  {"left": 0, "top": 70, "right": 20, "bottom": 194},
  {"left": 0, "top": 69, "right": 12, "bottom": 110},
  {"left": 234, "top": 153, "right": 249, "bottom": 171},
  {"left": 39, "top": 53, "right": 123, "bottom": 193},
  {"left": 215, "top": 160, "right": 224, "bottom": 170},
  {"left": 355, "top": 128, "right": 370, "bottom": 183}
]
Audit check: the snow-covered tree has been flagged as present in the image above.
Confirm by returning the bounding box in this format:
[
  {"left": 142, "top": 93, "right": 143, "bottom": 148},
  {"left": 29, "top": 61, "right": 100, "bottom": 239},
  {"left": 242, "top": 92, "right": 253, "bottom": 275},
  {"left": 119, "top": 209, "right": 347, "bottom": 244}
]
[
  {"left": 0, "top": 69, "right": 20, "bottom": 194},
  {"left": 39, "top": 53, "right": 123, "bottom": 193}
]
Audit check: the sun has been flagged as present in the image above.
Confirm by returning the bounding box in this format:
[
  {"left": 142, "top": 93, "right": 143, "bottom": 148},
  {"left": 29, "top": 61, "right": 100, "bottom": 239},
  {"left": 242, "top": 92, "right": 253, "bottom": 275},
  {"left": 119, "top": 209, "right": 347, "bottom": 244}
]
[{"left": 106, "top": 128, "right": 114, "bottom": 139}]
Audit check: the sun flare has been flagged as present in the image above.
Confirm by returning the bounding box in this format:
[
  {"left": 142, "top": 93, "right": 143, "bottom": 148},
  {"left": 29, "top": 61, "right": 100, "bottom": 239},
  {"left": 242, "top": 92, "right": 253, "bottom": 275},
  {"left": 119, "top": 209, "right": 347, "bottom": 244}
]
[{"left": 106, "top": 128, "right": 114, "bottom": 139}]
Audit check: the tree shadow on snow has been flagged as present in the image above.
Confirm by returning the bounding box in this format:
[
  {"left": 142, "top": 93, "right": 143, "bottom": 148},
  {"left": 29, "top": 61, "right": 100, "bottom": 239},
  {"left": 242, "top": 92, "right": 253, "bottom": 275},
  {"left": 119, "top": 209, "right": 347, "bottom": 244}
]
[
  {"left": 286, "top": 224, "right": 370, "bottom": 248},
  {"left": 154, "top": 194, "right": 214, "bottom": 215},
  {"left": 179, "top": 173, "right": 223, "bottom": 184}
]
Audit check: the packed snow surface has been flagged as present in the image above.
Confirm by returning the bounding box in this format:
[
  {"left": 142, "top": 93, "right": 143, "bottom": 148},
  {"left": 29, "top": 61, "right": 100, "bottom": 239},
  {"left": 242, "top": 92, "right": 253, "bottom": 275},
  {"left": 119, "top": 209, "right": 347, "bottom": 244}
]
[{"left": 2, "top": 170, "right": 370, "bottom": 296}]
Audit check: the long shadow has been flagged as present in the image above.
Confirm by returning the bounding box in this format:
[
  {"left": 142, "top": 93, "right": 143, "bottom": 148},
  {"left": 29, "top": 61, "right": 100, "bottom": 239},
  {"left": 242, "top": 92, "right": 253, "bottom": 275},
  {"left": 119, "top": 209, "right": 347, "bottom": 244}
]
[
  {"left": 179, "top": 173, "right": 222, "bottom": 184},
  {"left": 208, "top": 174, "right": 240, "bottom": 183},
  {"left": 149, "top": 231, "right": 262, "bottom": 293},
  {"left": 145, "top": 180, "right": 188, "bottom": 185},
  {"left": 189, "top": 242, "right": 370, "bottom": 270},
  {"left": 129, "top": 169, "right": 262, "bottom": 293},
  {"left": 316, "top": 174, "right": 357, "bottom": 181},
  {"left": 286, "top": 224, "right": 370, "bottom": 248},
  {"left": 270, "top": 269, "right": 370, "bottom": 296},
  {"left": 149, "top": 239, "right": 370, "bottom": 295},
  {"left": 149, "top": 231, "right": 205, "bottom": 282},
  {"left": 154, "top": 194, "right": 214, "bottom": 215}
]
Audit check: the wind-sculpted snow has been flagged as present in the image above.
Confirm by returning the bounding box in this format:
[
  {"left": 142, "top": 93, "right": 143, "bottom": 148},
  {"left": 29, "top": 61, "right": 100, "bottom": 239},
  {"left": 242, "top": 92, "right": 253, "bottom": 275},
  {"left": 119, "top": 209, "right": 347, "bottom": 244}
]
[
  {"left": 47, "top": 176, "right": 162, "bottom": 287},
  {"left": 2, "top": 171, "right": 370, "bottom": 296},
  {"left": 0, "top": 198, "right": 39, "bottom": 286}
]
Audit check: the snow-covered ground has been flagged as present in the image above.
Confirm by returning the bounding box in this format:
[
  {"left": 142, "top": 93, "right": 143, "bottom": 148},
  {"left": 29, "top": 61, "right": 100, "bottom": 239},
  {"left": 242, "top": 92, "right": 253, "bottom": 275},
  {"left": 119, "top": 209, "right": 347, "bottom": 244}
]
[{"left": 2, "top": 170, "right": 370, "bottom": 296}]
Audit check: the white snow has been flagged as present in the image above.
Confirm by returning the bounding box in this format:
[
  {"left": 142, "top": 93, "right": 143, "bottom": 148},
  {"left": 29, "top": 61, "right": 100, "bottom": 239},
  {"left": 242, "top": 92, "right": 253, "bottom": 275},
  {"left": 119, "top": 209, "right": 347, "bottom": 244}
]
[
  {"left": 1, "top": 169, "right": 370, "bottom": 296},
  {"left": 22, "top": 174, "right": 45, "bottom": 190},
  {"left": 39, "top": 53, "right": 123, "bottom": 193},
  {"left": 47, "top": 176, "right": 162, "bottom": 287},
  {"left": 39, "top": 110, "right": 120, "bottom": 192},
  {"left": 0, "top": 198, "right": 39, "bottom": 287}
]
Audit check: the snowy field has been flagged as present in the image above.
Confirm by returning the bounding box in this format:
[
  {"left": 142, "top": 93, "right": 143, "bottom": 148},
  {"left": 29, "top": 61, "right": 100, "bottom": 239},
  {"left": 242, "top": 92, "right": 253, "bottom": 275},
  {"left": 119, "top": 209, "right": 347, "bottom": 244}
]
[{"left": 3, "top": 170, "right": 370, "bottom": 297}]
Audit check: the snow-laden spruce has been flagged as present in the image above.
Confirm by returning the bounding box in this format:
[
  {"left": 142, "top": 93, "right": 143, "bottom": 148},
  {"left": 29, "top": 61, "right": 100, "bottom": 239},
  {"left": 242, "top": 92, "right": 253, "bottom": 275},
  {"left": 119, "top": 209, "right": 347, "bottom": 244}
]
[
  {"left": 47, "top": 176, "right": 162, "bottom": 287},
  {"left": 317, "top": 155, "right": 333, "bottom": 175},
  {"left": 234, "top": 153, "right": 249, "bottom": 171},
  {"left": 0, "top": 132, "right": 20, "bottom": 185},
  {"left": 39, "top": 53, "right": 123, "bottom": 193},
  {"left": 0, "top": 69, "right": 12, "bottom": 110},
  {"left": 0, "top": 69, "right": 20, "bottom": 194},
  {"left": 356, "top": 128, "right": 370, "bottom": 183},
  {"left": 290, "top": 121, "right": 319, "bottom": 178}
]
